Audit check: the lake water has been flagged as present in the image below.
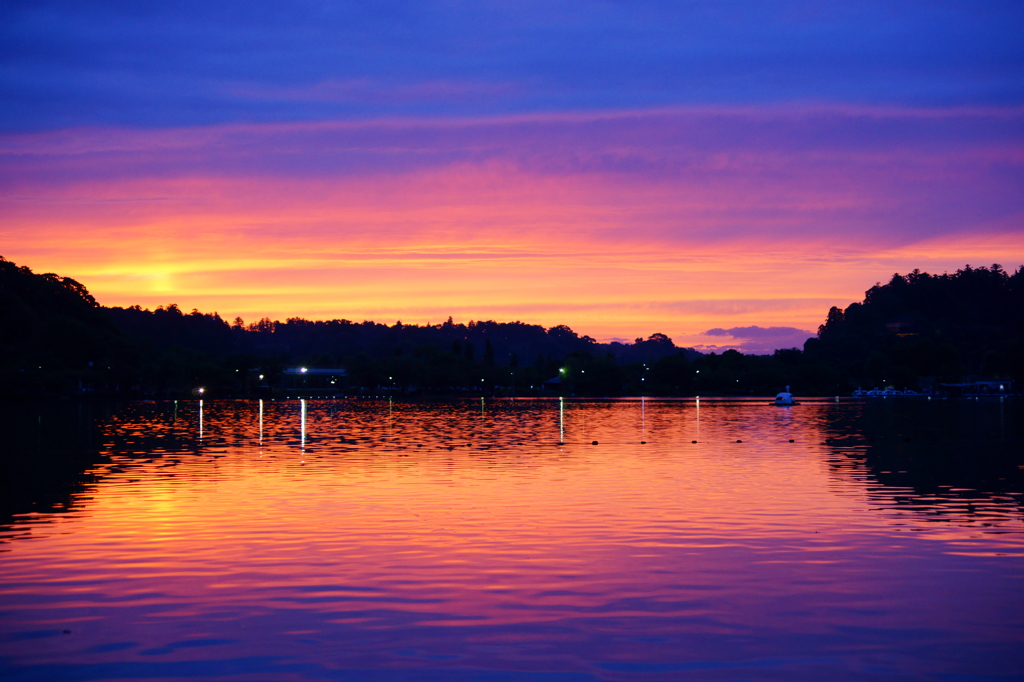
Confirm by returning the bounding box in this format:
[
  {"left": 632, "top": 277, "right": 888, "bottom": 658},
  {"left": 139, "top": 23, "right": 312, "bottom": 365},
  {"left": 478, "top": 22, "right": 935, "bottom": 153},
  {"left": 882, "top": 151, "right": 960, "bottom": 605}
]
[{"left": 1, "top": 397, "right": 1022, "bottom": 681}]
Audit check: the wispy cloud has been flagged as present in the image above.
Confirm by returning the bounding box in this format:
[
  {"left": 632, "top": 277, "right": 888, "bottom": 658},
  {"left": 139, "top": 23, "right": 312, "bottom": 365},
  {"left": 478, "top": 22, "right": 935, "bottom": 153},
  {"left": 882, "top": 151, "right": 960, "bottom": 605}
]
[{"left": 2, "top": 105, "right": 1022, "bottom": 341}]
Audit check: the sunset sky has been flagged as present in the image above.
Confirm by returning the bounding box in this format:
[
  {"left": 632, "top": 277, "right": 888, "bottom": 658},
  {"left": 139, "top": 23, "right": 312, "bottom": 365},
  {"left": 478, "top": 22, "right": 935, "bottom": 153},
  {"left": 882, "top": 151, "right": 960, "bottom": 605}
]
[{"left": 2, "top": 1, "right": 1022, "bottom": 352}]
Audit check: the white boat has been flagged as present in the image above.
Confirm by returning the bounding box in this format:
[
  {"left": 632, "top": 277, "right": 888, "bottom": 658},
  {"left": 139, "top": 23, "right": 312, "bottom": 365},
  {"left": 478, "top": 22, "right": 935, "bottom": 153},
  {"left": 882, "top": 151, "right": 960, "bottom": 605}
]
[{"left": 772, "top": 386, "right": 799, "bottom": 405}]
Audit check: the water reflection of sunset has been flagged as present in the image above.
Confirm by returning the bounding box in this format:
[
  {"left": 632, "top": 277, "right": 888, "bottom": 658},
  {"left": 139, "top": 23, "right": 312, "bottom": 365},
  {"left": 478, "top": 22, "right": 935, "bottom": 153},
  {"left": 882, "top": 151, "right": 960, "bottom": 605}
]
[{"left": 2, "top": 400, "right": 1021, "bottom": 679}]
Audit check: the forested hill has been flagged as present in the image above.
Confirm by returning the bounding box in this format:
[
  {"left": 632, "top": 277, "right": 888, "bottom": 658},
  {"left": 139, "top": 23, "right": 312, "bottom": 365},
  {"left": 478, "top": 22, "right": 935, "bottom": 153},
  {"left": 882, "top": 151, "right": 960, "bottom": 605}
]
[
  {"left": 805, "top": 265, "right": 1024, "bottom": 388},
  {"left": 0, "top": 257, "right": 133, "bottom": 392},
  {"left": 106, "top": 305, "right": 692, "bottom": 371}
]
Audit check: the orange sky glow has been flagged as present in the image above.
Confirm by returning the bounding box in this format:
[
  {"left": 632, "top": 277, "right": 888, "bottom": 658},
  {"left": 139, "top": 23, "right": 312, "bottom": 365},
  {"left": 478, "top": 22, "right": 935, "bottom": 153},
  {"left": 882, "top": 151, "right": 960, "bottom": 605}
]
[{"left": 3, "top": 108, "right": 1022, "bottom": 350}]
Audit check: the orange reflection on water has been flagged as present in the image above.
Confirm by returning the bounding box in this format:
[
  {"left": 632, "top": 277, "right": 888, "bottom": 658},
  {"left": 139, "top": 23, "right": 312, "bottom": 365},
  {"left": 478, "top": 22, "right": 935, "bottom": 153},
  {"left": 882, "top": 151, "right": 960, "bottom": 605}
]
[{"left": 0, "top": 399, "right": 1022, "bottom": 680}]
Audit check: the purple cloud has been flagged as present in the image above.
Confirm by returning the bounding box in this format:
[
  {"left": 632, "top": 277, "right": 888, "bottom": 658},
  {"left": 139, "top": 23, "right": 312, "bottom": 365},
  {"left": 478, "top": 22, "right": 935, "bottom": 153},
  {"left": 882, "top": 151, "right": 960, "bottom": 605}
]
[
  {"left": 3, "top": 106, "right": 1021, "bottom": 250},
  {"left": 703, "top": 326, "right": 815, "bottom": 355}
]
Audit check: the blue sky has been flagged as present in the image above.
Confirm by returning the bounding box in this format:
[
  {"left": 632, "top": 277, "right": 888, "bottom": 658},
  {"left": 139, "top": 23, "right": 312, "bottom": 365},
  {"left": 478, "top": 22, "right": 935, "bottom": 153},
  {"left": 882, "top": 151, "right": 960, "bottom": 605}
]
[{"left": 3, "top": 0, "right": 1023, "bottom": 131}]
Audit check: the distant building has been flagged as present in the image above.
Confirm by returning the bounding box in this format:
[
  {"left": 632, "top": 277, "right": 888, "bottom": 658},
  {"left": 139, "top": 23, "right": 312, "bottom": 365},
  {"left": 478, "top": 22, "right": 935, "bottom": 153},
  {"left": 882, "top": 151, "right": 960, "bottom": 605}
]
[
  {"left": 885, "top": 317, "right": 916, "bottom": 336},
  {"left": 282, "top": 367, "right": 347, "bottom": 391},
  {"left": 542, "top": 376, "right": 564, "bottom": 394},
  {"left": 937, "top": 379, "right": 1014, "bottom": 396}
]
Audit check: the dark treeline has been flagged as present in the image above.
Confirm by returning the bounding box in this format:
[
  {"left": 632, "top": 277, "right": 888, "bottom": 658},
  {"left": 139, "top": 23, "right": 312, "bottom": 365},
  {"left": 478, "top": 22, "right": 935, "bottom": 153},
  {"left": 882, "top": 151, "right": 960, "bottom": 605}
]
[
  {"left": 807, "top": 265, "right": 1024, "bottom": 390},
  {"left": 107, "top": 305, "right": 702, "bottom": 395},
  {"left": 2, "top": 256, "right": 1021, "bottom": 397}
]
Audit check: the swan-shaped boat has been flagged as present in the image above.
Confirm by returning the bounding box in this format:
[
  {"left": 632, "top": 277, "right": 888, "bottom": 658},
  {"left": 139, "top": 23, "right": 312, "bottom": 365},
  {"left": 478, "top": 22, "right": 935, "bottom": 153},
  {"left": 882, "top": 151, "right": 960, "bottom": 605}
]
[{"left": 772, "top": 386, "right": 799, "bottom": 406}]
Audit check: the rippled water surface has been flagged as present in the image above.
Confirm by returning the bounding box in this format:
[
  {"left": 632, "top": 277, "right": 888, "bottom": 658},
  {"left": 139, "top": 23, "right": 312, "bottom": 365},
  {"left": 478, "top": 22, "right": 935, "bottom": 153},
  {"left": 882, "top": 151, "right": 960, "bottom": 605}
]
[{"left": 1, "top": 397, "right": 1022, "bottom": 681}]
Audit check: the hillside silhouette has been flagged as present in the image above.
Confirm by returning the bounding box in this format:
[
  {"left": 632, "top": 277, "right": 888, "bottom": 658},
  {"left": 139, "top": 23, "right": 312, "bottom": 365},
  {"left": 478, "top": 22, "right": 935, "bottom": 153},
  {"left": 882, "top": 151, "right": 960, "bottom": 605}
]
[
  {"left": 806, "top": 265, "right": 1024, "bottom": 389},
  {"left": 0, "top": 257, "right": 134, "bottom": 393},
  {"left": 2, "top": 256, "right": 1021, "bottom": 397}
]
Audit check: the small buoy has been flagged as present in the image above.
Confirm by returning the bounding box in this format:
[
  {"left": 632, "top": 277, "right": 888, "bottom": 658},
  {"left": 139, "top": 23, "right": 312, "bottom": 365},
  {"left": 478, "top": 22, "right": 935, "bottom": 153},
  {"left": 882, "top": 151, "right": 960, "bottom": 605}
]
[
  {"left": 62, "top": 630, "right": 71, "bottom": 635},
  {"left": 592, "top": 440, "right": 599, "bottom": 445},
  {"left": 558, "top": 442, "right": 564, "bottom": 446},
  {"left": 692, "top": 440, "right": 697, "bottom": 444},
  {"left": 789, "top": 439, "right": 794, "bottom": 443},
  {"left": 736, "top": 439, "right": 742, "bottom": 443},
  {"left": 640, "top": 441, "right": 646, "bottom": 444},
  {"left": 416, "top": 444, "right": 422, "bottom": 447}
]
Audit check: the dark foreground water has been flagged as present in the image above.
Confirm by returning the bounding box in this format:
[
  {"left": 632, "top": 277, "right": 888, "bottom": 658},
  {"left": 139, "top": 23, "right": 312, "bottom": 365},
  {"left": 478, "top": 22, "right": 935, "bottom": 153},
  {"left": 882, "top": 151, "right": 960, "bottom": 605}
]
[{"left": 1, "top": 397, "right": 1022, "bottom": 682}]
